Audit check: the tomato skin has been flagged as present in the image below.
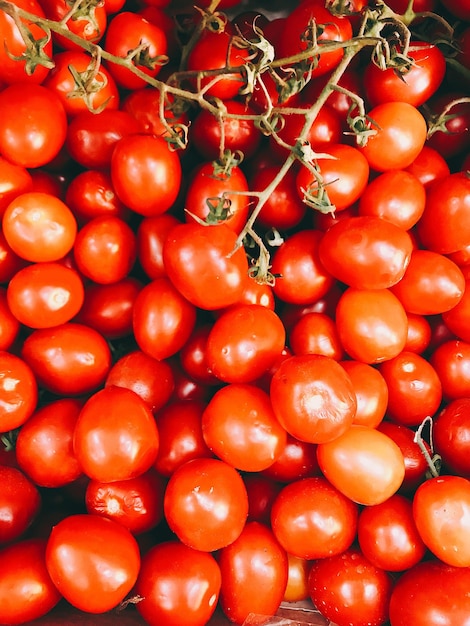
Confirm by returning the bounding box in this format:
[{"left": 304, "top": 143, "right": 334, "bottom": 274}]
[
  {"left": 404, "top": 312, "right": 432, "bottom": 354},
  {"left": 65, "top": 170, "right": 130, "bottom": 225},
  {"left": 262, "top": 433, "right": 320, "bottom": 483},
  {"left": 270, "top": 354, "right": 357, "bottom": 444},
  {"left": 442, "top": 279, "right": 470, "bottom": 343},
  {"left": 0, "top": 351, "right": 38, "bottom": 432},
  {"left": 317, "top": 425, "right": 406, "bottom": 506},
  {"left": 40, "top": 0, "right": 106, "bottom": 50},
  {"left": 73, "top": 385, "right": 159, "bottom": 482},
  {"left": 335, "top": 288, "right": 408, "bottom": 364},
  {"left": 340, "top": 360, "right": 389, "bottom": 429},
  {"left": 284, "top": 554, "right": 310, "bottom": 603},
  {"left": 0, "top": 156, "right": 32, "bottom": 218},
  {"left": 218, "top": 522, "right": 288, "bottom": 625},
  {"left": 270, "top": 476, "right": 358, "bottom": 560},
  {"left": 45, "top": 514, "right": 140, "bottom": 613},
  {"left": 289, "top": 311, "right": 344, "bottom": 360},
  {"left": 388, "top": 559, "right": 470, "bottom": 626},
  {"left": 308, "top": 547, "right": 393, "bottom": 626},
  {"left": 0, "top": 466, "right": 41, "bottom": 544},
  {"left": 21, "top": 323, "right": 112, "bottom": 396},
  {"left": 433, "top": 398, "right": 470, "bottom": 478},
  {"left": 405, "top": 145, "right": 450, "bottom": 189},
  {"left": 122, "top": 87, "right": 188, "bottom": 138},
  {"left": 137, "top": 213, "right": 181, "bottom": 280},
  {"left": 0, "top": 538, "right": 62, "bottom": 625},
  {"left": 0, "top": 287, "right": 20, "bottom": 350},
  {"left": 413, "top": 475, "right": 470, "bottom": 567},
  {"left": 244, "top": 474, "right": 282, "bottom": 525},
  {"left": 134, "top": 540, "right": 221, "bottom": 626},
  {"left": 430, "top": 339, "right": 470, "bottom": 401},
  {"left": 164, "top": 457, "right": 248, "bottom": 552}
]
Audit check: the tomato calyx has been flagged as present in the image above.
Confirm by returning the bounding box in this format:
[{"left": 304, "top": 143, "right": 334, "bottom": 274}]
[
  {"left": 413, "top": 415, "right": 442, "bottom": 479},
  {"left": 424, "top": 96, "right": 470, "bottom": 139},
  {"left": 62, "top": 0, "right": 103, "bottom": 38}
]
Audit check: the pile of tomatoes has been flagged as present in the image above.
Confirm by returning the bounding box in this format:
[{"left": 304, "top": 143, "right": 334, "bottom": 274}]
[{"left": 0, "top": 0, "right": 470, "bottom": 624}]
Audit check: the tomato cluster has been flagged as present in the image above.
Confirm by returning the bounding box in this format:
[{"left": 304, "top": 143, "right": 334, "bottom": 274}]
[{"left": 0, "top": 0, "right": 470, "bottom": 625}]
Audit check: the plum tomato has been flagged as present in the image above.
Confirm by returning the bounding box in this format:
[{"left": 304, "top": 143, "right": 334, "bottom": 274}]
[
  {"left": 0, "top": 466, "right": 41, "bottom": 544},
  {"left": 0, "top": 351, "right": 38, "bottom": 432}
]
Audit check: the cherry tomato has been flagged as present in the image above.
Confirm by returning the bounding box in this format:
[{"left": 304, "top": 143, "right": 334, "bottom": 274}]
[
  {"left": 404, "top": 312, "right": 432, "bottom": 354},
  {"left": 289, "top": 311, "right": 344, "bottom": 360},
  {"left": 122, "top": 86, "right": 189, "bottom": 137},
  {"left": 405, "top": 145, "right": 450, "bottom": 189},
  {"left": 244, "top": 474, "right": 282, "bottom": 525},
  {"left": 0, "top": 466, "right": 41, "bottom": 544},
  {"left": 0, "top": 287, "right": 20, "bottom": 351},
  {"left": 40, "top": 0, "right": 107, "bottom": 50},
  {"left": 262, "top": 433, "right": 320, "bottom": 483},
  {"left": 340, "top": 360, "right": 389, "bottom": 428},
  {"left": 430, "top": 339, "right": 470, "bottom": 400},
  {"left": 283, "top": 553, "right": 311, "bottom": 603},
  {"left": 433, "top": 398, "right": 470, "bottom": 478},
  {"left": 0, "top": 351, "right": 38, "bottom": 432},
  {"left": 0, "top": 156, "right": 32, "bottom": 218},
  {"left": 426, "top": 93, "right": 470, "bottom": 160},
  {"left": 137, "top": 213, "right": 181, "bottom": 280}
]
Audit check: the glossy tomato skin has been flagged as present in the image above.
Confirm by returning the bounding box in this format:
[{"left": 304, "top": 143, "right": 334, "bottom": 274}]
[
  {"left": 0, "top": 287, "right": 20, "bottom": 350},
  {"left": 0, "top": 156, "right": 32, "bottom": 218},
  {"left": 21, "top": 323, "right": 112, "bottom": 396},
  {"left": 244, "top": 474, "right": 282, "bottom": 525},
  {"left": 340, "top": 360, "right": 389, "bottom": 428},
  {"left": 271, "top": 476, "right": 358, "bottom": 560},
  {"left": 40, "top": 0, "right": 106, "bottom": 50},
  {"left": 137, "top": 213, "right": 181, "bottom": 280},
  {"left": 262, "top": 433, "right": 320, "bottom": 483},
  {"left": 270, "top": 354, "right": 357, "bottom": 444},
  {"left": 443, "top": 279, "right": 470, "bottom": 343},
  {"left": 65, "top": 170, "right": 129, "bottom": 225},
  {"left": 413, "top": 475, "right": 470, "bottom": 567},
  {"left": 0, "top": 538, "right": 62, "bottom": 625},
  {"left": 433, "top": 398, "right": 470, "bottom": 477},
  {"left": 0, "top": 351, "right": 38, "bottom": 432},
  {"left": 289, "top": 311, "right": 344, "bottom": 360},
  {"left": 0, "top": 466, "right": 41, "bottom": 544},
  {"left": 73, "top": 385, "right": 159, "bottom": 482},
  {"left": 317, "top": 425, "right": 406, "bottom": 506},
  {"left": 134, "top": 540, "right": 221, "bottom": 626},
  {"left": 218, "top": 521, "right": 289, "bottom": 625},
  {"left": 45, "top": 514, "right": 141, "bottom": 613},
  {"left": 308, "top": 547, "right": 394, "bottom": 626},
  {"left": 430, "top": 339, "right": 470, "bottom": 400},
  {"left": 164, "top": 457, "right": 248, "bottom": 552}
]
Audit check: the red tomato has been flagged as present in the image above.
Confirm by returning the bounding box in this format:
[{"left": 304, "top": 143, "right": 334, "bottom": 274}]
[
  {"left": 137, "top": 213, "right": 181, "bottom": 280},
  {"left": 40, "top": 0, "right": 106, "bottom": 49},
  {"left": 218, "top": 522, "right": 288, "bottom": 624},
  {"left": 3, "top": 192, "right": 77, "bottom": 262},
  {"left": 443, "top": 280, "right": 470, "bottom": 341},
  {"left": 121, "top": 87, "right": 189, "bottom": 138},
  {"left": 413, "top": 475, "right": 470, "bottom": 567},
  {"left": 164, "top": 457, "right": 248, "bottom": 551},
  {"left": 405, "top": 145, "right": 450, "bottom": 189},
  {"left": 134, "top": 540, "right": 221, "bottom": 626},
  {"left": 0, "top": 351, "right": 38, "bottom": 432},
  {"left": 21, "top": 323, "right": 111, "bottom": 396},
  {"left": 335, "top": 287, "right": 408, "bottom": 363},
  {"left": 262, "top": 433, "right": 320, "bottom": 483},
  {"left": 0, "top": 538, "right": 62, "bottom": 624},
  {"left": 7, "top": 262, "right": 84, "bottom": 328},
  {"left": 73, "top": 385, "right": 159, "bottom": 482},
  {"left": 65, "top": 170, "right": 130, "bottom": 225},
  {"left": 202, "top": 383, "right": 287, "bottom": 472},
  {"left": 45, "top": 514, "right": 140, "bottom": 613},
  {"left": 162, "top": 223, "right": 249, "bottom": 310},
  {"left": 244, "top": 474, "right": 282, "bottom": 525},
  {"left": 132, "top": 277, "right": 197, "bottom": 361},
  {"left": 404, "top": 312, "right": 432, "bottom": 354},
  {"left": 317, "top": 425, "right": 406, "bottom": 505},
  {"left": 340, "top": 360, "right": 389, "bottom": 429},
  {"left": 270, "top": 476, "right": 358, "bottom": 560},
  {"left": 357, "top": 494, "right": 426, "bottom": 572},
  {"left": 318, "top": 215, "right": 413, "bottom": 289},
  {"left": 430, "top": 339, "right": 470, "bottom": 400},
  {"left": 426, "top": 94, "right": 470, "bottom": 160},
  {"left": 0, "top": 83, "right": 67, "bottom": 168},
  {"left": 270, "top": 354, "right": 357, "bottom": 444},
  {"left": 358, "top": 101, "right": 427, "bottom": 171},
  {"left": 111, "top": 133, "right": 182, "bottom": 217},
  {"left": 178, "top": 324, "right": 220, "bottom": 387},
  {"left": 0, "top": 466, "right": 41, "bottom": 544},
  {"left": 15, "top": 398, "right": 83, "bottom": 488},
  {"left": 289, "top": 311, "right": 344, "bottom": 360},
  {"left": 0, "top": 156, "right": 32, "bottom": 218},
  {"left": 284, "top": 554, "right": 311, "bottom": 603},
  {"left": 0, "top": 287, "right": 20, "bottom": 350},
  {"left": 433, "top": 398, "right": 470, "bottom": 478},
  {"left": 308, "top": 547, "right": 393, "bottom": 626}
]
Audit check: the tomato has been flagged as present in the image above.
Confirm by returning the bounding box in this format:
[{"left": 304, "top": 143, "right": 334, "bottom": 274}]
[
  {"left": 202, "top": 383, "right": 287, "bottom": 472},
  {"left": 111, "top": 133, "right": 182, "bottom": 217},
  {"left": 413, "top": 475, "right": 470, "bottom": 567},
  {"left": 335, "top": 287, "right": 408, "bottom": 363},
  {"left": 308, "top": 547, "right": 394, "bottom": 626},
  {"left": 284, "top": 554, "right": 310, "bottom": 603},
  {"left": 357, "top": 494, "right": 426, "bottom": 572},
  {"left": 7, "top": 262, "right": 84, "bottom": 329},
  {"left": 3, "top": 191, "right": 77, "bottom": 263},
  {"left": 163, "top": 457, "right": 248, "bottom": 551},
  {"left": 162, "top": 222, "right": 249, "bottom": 310},
  {"left": 132, "top": 277, "right": 197, "bottom": 361},
  {"left": 433, "top": 398, "right": 470, "bottom": 478},
  {"left": 340, "top": 360, "right": 389, "bottom": 428},
  {"left": 137, "top": 213, "right": 181, "bottom": 280},
  {"left": 85, "top": 469, "right": 165, "bottom": 535},
  {"left": 73, "top": 385, "right": 159, "bottom": 482},
  {"left": 405, "top": 145, "right": 450, "bottom": 189},
  {"left": 104, "top": 12, "right": 167, "bottom": 89},
  {"left": 21, "top": 323, "right": 111, "bottom": 396},
  {"left": 363, "top": 42, "right": 446, "bottom": 107},
  {"left": 218, "top": 522, "right": 288, "bottom": 624},
  {"left": 289, "top": 311, "right": 344, "bottom": 360},
  {"left": 0, "top": 538, "right": 61, "bottom": 625},
  {"left": 244, "top": 474, "right": 282, "bottom": 525},
  {"left": 0, "top": 83, "right": 67, "bottom": 168},
  {"left": 15, "top": 398, "right": 83, "bottom": 488},
  {"left": 318, "top": 215, "right": 413, "bottom": 289},
  {"left": 378, "top": 351, "right": 442, "bottom": 427},
  {"left": 177, "top": 324, "right": 220, "bottom": 387},
  {"left": 426, "top": 94, "right": 470, "bottom": 160},
  {"left": 43, "top": 50, "right": 119, "bottom": 116},
  {"left": 430, "top": 339, "right": 470, "bottom": 400},
  {"left": 297, "top": 144, "right": 370, "bottom": 212},
  {"left": 184, "top": 161, "right": 250, "bottom": 234},
  {"left": 388, "top": 559, "right": 470, "bottom": 626},
  {"left": 317, "top": 425, "right": 406, "bottom": 506},
  {"left": 121, "top": 87, "right": 189, "bottom": 138},
  {"left": 0, "top": 351, "right": 38, "bottom": 432},
  {"left": 358, "top": 101, "right": 427, "bottom": 171},
  {"left": 65, "top": 170, "right": 129, "bottom": 225},
  {"left": 0, "top": 466, "right": 41, "bottom": 544},
  {"left": 45, "top": 514, "right": 140, "bottom": 613},
  {"left": 358, "top": 169, "right": 426, "bottom": 230},
  {"left": 40, "top": 0, "right": 106, "bottom": 50},
  {"left": 0, "top": 287, "right": 20, "bottom": 350},
  {"left": 262, "top": 433, "right": 320, "bottom": 483},
  {"left": 105, "top": 349, "right": 174, "bottom": 413},
  {"left": 0, "top": 156, "right": 32, "bottom": 218},
  {"left": 404, "top": 312, "right": 432, "bottom": 354},
  {"left": 270, "top": 230, "right": 335, "bottom": 305},
  {"left": 134, "top": 540, "right": 221, "bottom": 626},
  {"left": 270, "top": 476, "right": 358, "bottom": 560}
]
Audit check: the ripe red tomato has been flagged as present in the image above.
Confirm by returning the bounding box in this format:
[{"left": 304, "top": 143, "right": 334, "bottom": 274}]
[
  {"left": 270, "top": 354, "right": 357, "bottom": 444},
  {"left": 244, "top": 474, "right": 282, "bottom": 525},
  {"left": 262, "top": 433, "right": 320, "bottom": 483},
  {"left": 137, "top": 213, "right": 181, "bottom": 280},
  {"left": 405, "top": 145, "right": 450, "bottom": 189},
  {"left": 134, "top": 540, "right": 221, "bottom": 626},
  {"left": 283, "top": 554, "right": 310, "bottom": 603},
  {"left": 404, "top": 312, "right": 432, "bottom": 354},
  {"left": 289, "top": 311, "right": 344, "bottom": 360},
  {"left": 433, "top": 398, "right": 470, "bottom": 478},
  {"left": 340, "top": 360, "right": 389, "bottom": 428},
  {"left": 164, "top": 457, "right": 248, "bottom": 551},
  {"left": 40, "top": 0, "right": 107, "bottom": 49},
  {"left": 430, "top": 339, "right": 470, "bottom": 400},
  {"left": 0, "top": 466, "right": 41, "bottom": 544},
  {"left": 45, "top": 514, "right": 140, "bottom": 613},
  {"left": 0, "top": 287, "right": 20, "bottom": 351},
  {"left": 122, "top": 87, "right": 189, "bottom": 137},
  {"left": 270, "top": 476, "right": 358, "bottom": 560},
  {"left": 65, "top": 170, "right": 130, "bottom": 225},
  {"left": 413, "top": 475, "right": 470, "bottom": 567},
  {"left": 426, "top": 94, "right": 470, "bottom": 160},
  {"left": 0, "top": 351, "right": 38, "bottom": 432},
  {"left": 317, "top": 425, "right": 406, "bottom": 505},
  {"left": 0, "top": 156, "right": 32, "bottom": 218},
  {"left": 218, "top": 522, "right": 288, "bottom": 624},
  {"left": 73, "top": 385, "right": 159, "bottom": 482}
]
